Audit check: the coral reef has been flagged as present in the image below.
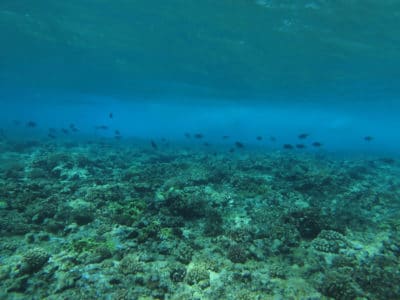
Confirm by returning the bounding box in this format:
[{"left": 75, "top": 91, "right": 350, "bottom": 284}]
[{"left": 0, "top": 137, "right": 399, "bottom": 299}]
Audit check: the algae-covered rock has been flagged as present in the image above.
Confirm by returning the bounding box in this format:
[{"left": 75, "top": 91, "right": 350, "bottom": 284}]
[
  {"left": 18, "top": 247, "right": 50, "bottom": 274},
  {"left": 186, "top": 265, "right": 210, "bottom": 286},
  {"left": 169, "top": 264, "right": 186, "bottom": 282},
  {"left": 227, "top": 244, "right": 249, "bottom": 263},
  {"left": 312, "top": 230, "right": 348, "bottom": 253}
]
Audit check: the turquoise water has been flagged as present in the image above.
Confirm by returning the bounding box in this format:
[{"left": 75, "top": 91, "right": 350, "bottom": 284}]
[{"left": 1, "top": 1, "right": 400, "bottom": 299}]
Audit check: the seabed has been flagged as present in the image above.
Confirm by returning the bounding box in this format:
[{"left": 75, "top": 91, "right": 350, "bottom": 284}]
[{"left": 0, "top": 136, "right": 399, "bottom": 299}]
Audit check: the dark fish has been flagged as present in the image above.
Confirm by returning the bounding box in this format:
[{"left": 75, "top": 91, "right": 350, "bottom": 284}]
[
  {"left": 229, "top": 148, "right": 235, "bottom": 153},
  {"left": 184, "top": 133, "right": 191, "bottom": 138},
  {"left": 69, "top": 123, "right": 78, "bottom": 132},
  {"left": 222, "top": 135, "right": 230, "bottom": 140},
  {"left": 61, "top": 128, "right": 69, "bottom": 134},
  {"left": 298, "top": 133, "right": 309, "bottom": 139},
  {"left": 256, "top": 136, "right": 263, "bottom": 141},
  {"left": 312, "top": 142, "right": 322, "bottom": 147},
  {"left": 26, "top": 121, "right": 37, "bottom": 128},
  {"left": 48, "top": 133, "right": 56, "bottom": 139},
  {"left": 283, "top": 144, "right": 294, "bottom": 149},
  {"left": 296, "top": 144, "right": 306, "bottom": 149},
  {"left": 203, "top": 142, "right": 210, "bottom": 147},
  {"left": 96, "top": 125, "right": 109, "bottom": 130},
  {"left": 364, "top": 136, "right": 374, "bottom": 142},
  {"left": 115, "top": 130, "right": 121, "bottom": 136},
  {"left": 109, "top": 112, "right": 113, "bottom": 119},
  {"left": 13, "top": 120, "right": 21, "bottom": 126},
  {"left": 270, "top": 136, "right": 277, "bottom": 142},
  {"left": 194, "top": 133, "right": 204, "bottom": 139},
  {"left": 151, "top": 140, "right": 158, "bottom": 149},
  {"left": 235, "top": 141, "right": 244, "bottom": 148}
]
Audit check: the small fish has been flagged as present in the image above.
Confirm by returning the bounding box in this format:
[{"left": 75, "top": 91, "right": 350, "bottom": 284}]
[
  {"left": 296, "top": 144, "right": 306, "bottom": 149},
  {"left": 115, "top": 130, "right": 121, "bottom": 136},
  {"left": 235, "top": 141, "right": 244, "bottom": 148},
  {"left": 298, "top": 133, "right": 309, "bottom": 139},
  {"left": 229, "top": 148, "right": 235, "bottom": 153},
  {"left": 109, "top": 112, "right": 113, "bottom": 119},
  {"left": 312, "top": 142, "right": 322, "bottom": 147},
  {"left": 203, "top": 142, "right": 210, "bottom": 147},
  {"left": 184, "top": 133, "right": 191, "bottom": 138},
  {"left": 69, "top": 123, "right": 78, "bottom": 132},
  {"left": 256, "top": 136, "right": 263, "bottom": 141},
  {"left": 269, "top": 136, "right": 277, "bottom": 142},
  {"left": 48, "top": 133, "right": 57, "bottom": 139},
  {"left": 26, "top": 121, "right": 37, "bottom": 128},
  {"left": 283, "top": 144, "right": 294, "bottom": 149},
  {"left": 13, "top": 120, "right": 21, "bottom": 126},
  {"left": 96, "top": 125, "right": 109, "bottom": 130},
  {"left": 364, "top": 136, "right": 374, "bottom": 142},
  {"left": 61, "top": 128, "right": 69, "bottom": 134},
  {"left": 222, "top": 135, "right": 230, "bottom": 140},
  {"left": 151, "top": 140, "right": 158, "bottom": 149},
  {"left": 194, "top": 133, "right": 204, "bottom": 139}
]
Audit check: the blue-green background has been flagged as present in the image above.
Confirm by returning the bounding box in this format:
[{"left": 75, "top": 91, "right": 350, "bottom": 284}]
[{"left": 1, "top": 0, "right": 400, "bottom": 153}]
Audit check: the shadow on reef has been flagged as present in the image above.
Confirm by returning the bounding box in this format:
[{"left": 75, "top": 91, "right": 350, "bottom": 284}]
[{"left": 0, "top": 138, "right": 399, "bottom": 299}]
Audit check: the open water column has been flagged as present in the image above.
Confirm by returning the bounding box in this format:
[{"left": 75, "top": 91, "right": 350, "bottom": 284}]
[{"left": 0, "top": 1, "right": 399, "bottom": 299}]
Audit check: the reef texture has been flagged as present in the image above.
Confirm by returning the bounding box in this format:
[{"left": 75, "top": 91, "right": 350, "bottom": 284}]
[{"left": 0, "top": 138, "right": 399, "bottom": 299}]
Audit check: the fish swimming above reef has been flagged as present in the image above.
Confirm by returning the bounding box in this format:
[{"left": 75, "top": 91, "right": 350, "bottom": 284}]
[
  {"left": 194, "top": 133, "right": 204, "bottom": 139},
  {"left": 26, "top": 121, "right": 37, "bottom": 128},
  {"left": 283, "top": 144, "right": 294, "bottom": 149},
  {"left": 61, "top": 128, "right": 69, "bottom": 135},
  {"left": 296, "top": 144, "right": 306, "bottom": 149},
  {"left": 114, "top": 130, "right": 122, "bottom": 140},
  {"left": 311, "top": 142, "right": 322, "bottom": 147},
  {"left": 235, "top": 141, "right": 244, "bottom": 148},
  {"left": 269, "top": 136, "right": 277, "bottom": 142},
  {"left": 48, "top": 128, "right": 57, "bottom": 138},
  {"left": 151, "top": 140, "right": 158, "bottom": 149},
  {"left": 69, "top": 123, "right": 78, "bottom": 132},
  {"left": 256, "top": 136, "right": 263, "bottom": 141},
  {"left": 298, "top": 133, "right": 309, "bottom": 139},
  {"left": 109, "top": 112, "right": 113, "bottom": 119},
  {"left": 364, "top": 136, "right": 374, "bottom": 142},
  {"left": 222, "top": 135, "right": 230, "bottom": 140}
]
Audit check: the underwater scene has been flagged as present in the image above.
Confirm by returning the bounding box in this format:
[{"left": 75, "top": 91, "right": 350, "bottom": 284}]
[{"left": 1, "top": 1, "right": 400, "bottom": 299}]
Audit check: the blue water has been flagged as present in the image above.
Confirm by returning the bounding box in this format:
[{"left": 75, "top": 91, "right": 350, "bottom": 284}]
[{"left": 1, "top": 0, "right": 400, "bottom": 154}]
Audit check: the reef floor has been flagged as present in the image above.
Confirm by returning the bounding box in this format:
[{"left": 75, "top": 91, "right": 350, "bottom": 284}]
[{"left": 0, "top": 137, "right": 399, "bottom": 299}]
